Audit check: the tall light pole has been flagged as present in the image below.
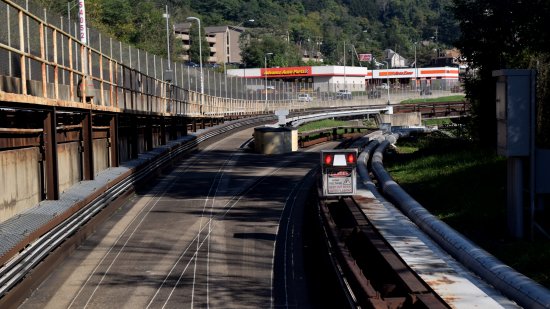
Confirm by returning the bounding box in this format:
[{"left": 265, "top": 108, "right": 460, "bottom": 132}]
[
  {"left": 163, "top": 6, "right": 172, "bottom": 82},
  {"left": 224, "top": 19, "right": 254, "bottom": 97},
  {"left": 414, "top": 41, "right": 418, "bottom": 90},
  {"left": 343, "top": 41, "right": 347, "bottom": 90},
  {"left": 264, "top": 52, "right": 273, "bottom": 102},
  {"left": 382, "top": 61, "right": 390, "bottom": 104},
  {"left": 186, "top": 16, "right": 204, "bottom": 94}
]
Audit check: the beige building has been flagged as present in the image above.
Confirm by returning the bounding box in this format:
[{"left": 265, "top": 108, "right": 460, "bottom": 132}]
[{"left": 174, "top": 23, "right": 246, "bottom": 64}]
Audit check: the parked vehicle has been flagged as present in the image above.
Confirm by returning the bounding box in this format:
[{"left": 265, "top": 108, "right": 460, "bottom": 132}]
[
  {"left": 335, "top": 90, "right": 352, "bottom": 99},
  {"left": 377, "top": 83, "right": 390, "bottom": 90},
  {"left": 298, "top": 93, "right": 313, "bottom": 102},
  {"left": 368, "top": 90, "right": 381, "bottom": 99},
  {"left": 420, "top": 88, "right": 432, "bottom": 95},
  {"left": 185, "top": 61, "right": 199, "bottom": 67},
  {"left": 451, "top": 85, "right": 463, "bottom": 93}
]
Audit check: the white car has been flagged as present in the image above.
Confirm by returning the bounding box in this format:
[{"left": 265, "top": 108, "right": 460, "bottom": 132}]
[{"left": 298, "top": 93, "right": 313, "bottom": 102}]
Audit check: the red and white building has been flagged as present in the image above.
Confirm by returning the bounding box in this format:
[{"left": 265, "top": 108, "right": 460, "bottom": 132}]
[{"left": 227, "top": 65, "right": 461, "bottom": 92}]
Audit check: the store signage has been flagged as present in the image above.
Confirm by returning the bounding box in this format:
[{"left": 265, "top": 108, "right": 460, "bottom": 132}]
[
  {"left": 262, "top": 66, "right": 312, "bottom": 77},
  {"left": 359, "top": 54, "right": 372, "bottom": 62}
]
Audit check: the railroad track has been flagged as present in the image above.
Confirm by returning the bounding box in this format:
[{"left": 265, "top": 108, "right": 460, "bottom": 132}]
[{"left": 316, "top": 191, "right": 449, "bottom": 308}]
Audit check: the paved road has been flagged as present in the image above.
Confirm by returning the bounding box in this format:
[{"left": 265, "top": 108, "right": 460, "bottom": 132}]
[{"left": 19, "top": 128, "right": 341, "bottom": 308}]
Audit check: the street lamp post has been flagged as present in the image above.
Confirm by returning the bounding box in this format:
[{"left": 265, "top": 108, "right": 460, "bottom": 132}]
[
  {"left": 163, "top": 6, "right": 173, "bottom": 82},
  {"left": 223, "top": 19, "right": 254, "bottom": 98},
  {"left": 186, "top": 16, "right": 204, "bottom": 94},
  {"left": 382, "top": 61, "right": 390, "bottom": 104},
  {"left": 264, "top": 52, "right": 273, "bottom": 103},
  {"left": 414, "top": 41, "right": 418, "bottom": 91}
]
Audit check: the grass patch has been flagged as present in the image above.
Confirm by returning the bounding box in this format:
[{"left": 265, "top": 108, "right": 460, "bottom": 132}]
[
  {"left": 400, "top": 95, "right": 465, "bottom": 104},
  {"left": 385, "top": 135, "right": 550, "bottom": 288},
  {"left": 422, "top": 118, "right": 453, "bottom": 126},
  {"left": 298, "top": 119, "right": 351, "bottom": 132}
]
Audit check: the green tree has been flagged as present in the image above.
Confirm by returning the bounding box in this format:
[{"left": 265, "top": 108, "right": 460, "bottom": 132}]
[
  {"left": 453, "top": 0, "right": 550, "bottom": 147},
  {"left": 187, "top": 21, "right": 209, "bottom": 65},
  {"left": 240, "top": 35, "right": 302, "bottom": 68}
]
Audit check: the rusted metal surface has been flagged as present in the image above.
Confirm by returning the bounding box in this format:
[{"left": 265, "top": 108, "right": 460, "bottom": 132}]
[
  {"left": 82, "top": 111, "right": 94, "bottom": 181},
  {"left": 299, "top": 127, "right": 374, "bottom": 148},
  {"left": 393, "top": 101, "right": 470, "bottom": 118},
  {"left": 318, "top": 196, "right": 449, "bottom": 308},
  {"left": 43, "top": 109, "right": 59, "bottom": 200},
  {"left": 109, "top": 115, "right": 119, "bottom": 167}
]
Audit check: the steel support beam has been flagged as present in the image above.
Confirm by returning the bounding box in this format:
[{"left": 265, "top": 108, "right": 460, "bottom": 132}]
[
  {"left": 43, "top": 109, "right": 59, "bottom": 200},
  {"left": 130, "top": 116, "right": 139, "bottom": 159},
  {"left": 160, "top": 116, "right": 166, "bottom": 145},
  {"left": 109, "top": 114, "right": 119, "bottom": 167},
  {"left": 182, "top": 117, "right": 188, "bottom": 137},
  {"left": 82, "top": 111, "right": 94, "bottom": 180},
  {"left": 170, "top": 117, "right": 178, "bottom": 140},
  {"left": 145, "top": 116, "right": 153, "bottom": 151}
]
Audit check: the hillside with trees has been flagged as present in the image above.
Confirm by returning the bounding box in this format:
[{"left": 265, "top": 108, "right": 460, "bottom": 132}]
[
  {"left": 37, "top": 0, "right": 549, "bottom": 147},
  {"left": 40, "top": 0, "right": 458, "bottom": 68}
]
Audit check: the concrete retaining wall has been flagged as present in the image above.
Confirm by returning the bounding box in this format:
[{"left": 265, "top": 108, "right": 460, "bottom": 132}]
[
  {"left": 254, "top": 127, "right": 298, "bottom": 154},
  {"left": 94, "top": 139, "right": 110, "bottom": 175},
  {"left": 0, "top": 147, "right": 41, "bottom": 223},
  {"left": 58, "top": 142, "right": 82, "bottom": 194},
  {"left": 379, "top": 112, "right": 422, "bottom": 126}
]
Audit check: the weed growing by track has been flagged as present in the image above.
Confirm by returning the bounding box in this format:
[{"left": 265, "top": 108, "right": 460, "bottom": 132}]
[
  {"left": 385, "top": 133, "right": 550, "bottom": 288},
  {"left": 298, "top": 119, "right": 351, "bottom": 132},
  {"left": 400, "top": 95, "right": 466, "bottom": 104}
]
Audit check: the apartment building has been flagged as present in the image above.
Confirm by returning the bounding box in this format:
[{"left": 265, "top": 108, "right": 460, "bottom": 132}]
[{"left": 173, "top": 23, "right": 246, "bottom": 64}]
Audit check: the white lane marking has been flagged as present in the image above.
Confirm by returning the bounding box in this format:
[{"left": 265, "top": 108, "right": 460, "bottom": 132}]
[
  {"left": 69, "top": 144, "right": 225, "bottom": 308},
  {"left": 151, "top": 164, "right": 289, "bottom": 308}
]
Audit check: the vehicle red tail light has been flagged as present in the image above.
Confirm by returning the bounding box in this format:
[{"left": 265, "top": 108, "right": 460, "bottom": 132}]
[
  {"left": 324, "top": 154, "right": 333, "bottom": 165},
  {"left": 346, "top": 153, "right": 356, "bottom": 164}
]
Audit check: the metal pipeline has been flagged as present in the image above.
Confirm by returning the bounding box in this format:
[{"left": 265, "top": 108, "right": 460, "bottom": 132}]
[{"left": 370, "top": 140, "right": 550, "bottom": 309}]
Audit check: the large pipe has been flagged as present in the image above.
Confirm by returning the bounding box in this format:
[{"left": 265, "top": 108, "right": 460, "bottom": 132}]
[{"left": 370, "top": 141, "right": 550, "bottom": 309}]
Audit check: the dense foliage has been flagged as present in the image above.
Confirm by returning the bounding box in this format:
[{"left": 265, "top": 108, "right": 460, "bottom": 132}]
[
  {"left": 453, "top": 0, "right": 550, "bottom": 146},
  {"left": 40, "top": 0, "right": 458, "bottom": 69},
  {"left": 36, "top": 0, "right": 550, "bottom": 146}
]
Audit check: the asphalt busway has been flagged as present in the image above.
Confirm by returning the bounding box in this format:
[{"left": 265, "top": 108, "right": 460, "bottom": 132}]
[{"left": 0, "top": 106, "right": 388, "bottom": 308}]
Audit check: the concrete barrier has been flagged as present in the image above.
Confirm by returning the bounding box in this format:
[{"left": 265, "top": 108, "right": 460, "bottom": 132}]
[
  {"left": 254, "top": 126, "right": 298, "bottom": 154},
  {"left": 0, "top": 147, "right": 41, "bottom": 223},
  {"left": 379, "top": 112, "right": 422, "bottom": 126}
]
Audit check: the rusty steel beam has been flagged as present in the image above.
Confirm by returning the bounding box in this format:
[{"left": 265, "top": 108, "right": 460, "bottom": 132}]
[
  {"left": 109, "top": 114, "right": 119, "bottom": 167},
  {"left": 170, "top": 117, "right": 178, "bottom": 141},
  {"left": 160, "top": 116, "right": 166, "bottom": 145},
  {"left": 130, "top": 115, "right": 138, "bottom": 159},
  {"left": 0, "top": 134, "right": 41, "bottom": 149},
  {"left": 145, "top": 116, "right": 153, "bottom": 151},
  {"left": 82, "top": 111, "right": 94, "bottom": 180},
  {"left": 182, "top": 117, "right": 188, "bottom": 137},
  {"left": 43, "top": 109, "right": 59, "bottom": 200}
]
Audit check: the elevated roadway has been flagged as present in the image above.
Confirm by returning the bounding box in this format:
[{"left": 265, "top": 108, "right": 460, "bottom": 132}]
[{"left": 14, "top": 127, "right": 342, "bottom": 308}]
